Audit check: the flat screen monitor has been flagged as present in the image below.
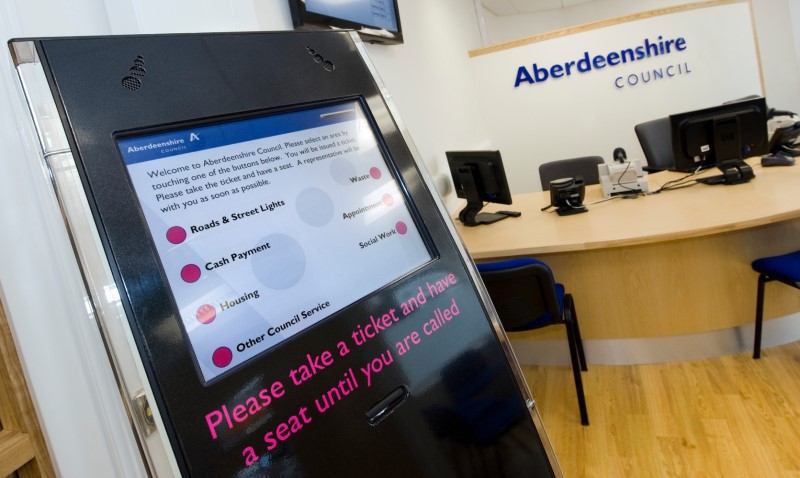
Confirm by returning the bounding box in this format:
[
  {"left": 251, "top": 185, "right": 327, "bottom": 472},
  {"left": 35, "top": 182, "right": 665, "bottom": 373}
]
[
  {"left": 669, "top": 96, "right": 768, "bottom": 172},
  {"left": 446, "top": 150, "right": 513, "bottom": 227},
  {"left": 117, "top": 99, "right": 432, "bottom": 383},
  {"left": 288, "top": 0, "right": 403, "bottom": 45}
]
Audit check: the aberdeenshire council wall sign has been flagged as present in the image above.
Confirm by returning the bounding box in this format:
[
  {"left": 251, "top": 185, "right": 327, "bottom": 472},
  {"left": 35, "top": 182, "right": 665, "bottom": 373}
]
[{"left": 514, "top": 35, "right": 690, "bottom": 90}]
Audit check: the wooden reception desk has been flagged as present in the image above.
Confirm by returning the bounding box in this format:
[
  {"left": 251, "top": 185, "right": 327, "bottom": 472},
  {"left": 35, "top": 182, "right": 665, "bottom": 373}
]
[{"left": 455, "top": 159, "right": 800, "bottom": 346}]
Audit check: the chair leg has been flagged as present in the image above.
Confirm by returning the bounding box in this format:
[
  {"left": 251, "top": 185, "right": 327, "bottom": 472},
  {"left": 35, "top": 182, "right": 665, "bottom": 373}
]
[
  {"left": 753, "top": 274, "right": 767, "bottom": 359},
  {"left": 566, "top": 294, "right": 588, "bottom": 372},
  {"left": 564, "top": 306, "right": 589, "bottom": 426}
]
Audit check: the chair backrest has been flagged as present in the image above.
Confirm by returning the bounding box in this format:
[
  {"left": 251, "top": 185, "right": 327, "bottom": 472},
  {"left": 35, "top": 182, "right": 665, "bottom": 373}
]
[
  {"left": 539, "top": 156, "right": 605, "bottom": 190},
  {"left": 477, "top": 259, "right": 561, "bottom": 332},
  {"left": 634, "top": 117, "right": 674, "bottom": 172}
]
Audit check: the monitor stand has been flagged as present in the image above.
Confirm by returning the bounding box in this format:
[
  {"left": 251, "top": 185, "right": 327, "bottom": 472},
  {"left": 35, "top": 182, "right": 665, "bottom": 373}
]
[
  {"left": 696, "top": 159, "right": 754, "bottom": 185},
  {"left": 474, "top": 211, "right": 511, "bottom": 225},
  {"left": 458, "top": 202, "right": 510, "bottom": 226}
]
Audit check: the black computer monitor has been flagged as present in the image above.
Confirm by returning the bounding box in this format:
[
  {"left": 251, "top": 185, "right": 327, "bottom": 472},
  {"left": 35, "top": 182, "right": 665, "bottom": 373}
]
[
  {"left": 669, "top": 96, "right": 768, "bottom": 172},
  {"left": 446, "top": 150, "right": 513, "bottom": 227}
]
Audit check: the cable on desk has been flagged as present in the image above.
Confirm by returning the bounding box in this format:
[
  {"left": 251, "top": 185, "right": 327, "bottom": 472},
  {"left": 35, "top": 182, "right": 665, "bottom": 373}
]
[
  {"left": 541, "top": 200, "right": 587, "bottom": 213},
  {"left": 585, "top": 193, "right": 641, "bottom": 206},
  {"left": 649, "top": 166, "right": 703, "bottom": 194}
]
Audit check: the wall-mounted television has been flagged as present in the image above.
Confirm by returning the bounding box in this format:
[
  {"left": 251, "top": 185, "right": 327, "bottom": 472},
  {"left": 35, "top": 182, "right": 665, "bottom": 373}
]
[{"left": 288, "top": 0, "right": 403, "bottom": 45}]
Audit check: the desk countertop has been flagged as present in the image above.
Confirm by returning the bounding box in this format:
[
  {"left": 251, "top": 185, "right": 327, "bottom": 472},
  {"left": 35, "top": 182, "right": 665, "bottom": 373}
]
[{"left": 455, "top": 159, "right": 800, "bottom": 260}]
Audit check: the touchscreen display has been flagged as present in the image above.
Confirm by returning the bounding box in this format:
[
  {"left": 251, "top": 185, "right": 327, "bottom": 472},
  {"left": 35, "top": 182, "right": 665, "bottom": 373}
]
[{"left": 118, "top": 100, "right": 432, "bottom": 383}]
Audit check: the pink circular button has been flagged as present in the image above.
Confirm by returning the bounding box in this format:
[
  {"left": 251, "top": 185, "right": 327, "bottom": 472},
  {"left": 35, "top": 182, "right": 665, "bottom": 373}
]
[
  {"left": 212, "top": 347, "right": 233, "bottom": 368},
  {"left": 370, "top": 167, "right": 382, "bottom": 179},
  {"left": 166, "top": 226, "right": 187, "bottom": 244},
  {"left": 181, "top": 264, "right": 201, "bottom": 283},
  {"left": 382, "top": 194, "right": 394, "bottom": 206},
  {"left": 196, "top": 304, "right": 216, "bottom": 324},
  {"left": 396, "top": 221, "right": 408, "bottom": 235}
]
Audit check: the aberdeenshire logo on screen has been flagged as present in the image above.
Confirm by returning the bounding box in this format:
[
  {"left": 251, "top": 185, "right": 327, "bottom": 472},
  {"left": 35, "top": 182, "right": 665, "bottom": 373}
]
[
  {"left": 514, "top": 35, "right": 690, "bottom": 90},
  {"left": 126, "top": 138, "right": 186, "bottom": 154}
]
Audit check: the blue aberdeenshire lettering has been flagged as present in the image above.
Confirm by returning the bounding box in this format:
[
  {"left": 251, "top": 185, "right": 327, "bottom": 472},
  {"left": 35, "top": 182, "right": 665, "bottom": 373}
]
[
  {"left": 126, "top": 138, "right": 185, "bottom": 153},
  {"left": 514, "top": 35, "right": 687, "bottom": 87}
]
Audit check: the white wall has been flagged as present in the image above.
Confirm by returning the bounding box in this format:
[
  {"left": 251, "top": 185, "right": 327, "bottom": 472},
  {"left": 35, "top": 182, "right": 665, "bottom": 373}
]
[
  {"left": 0, "top": 2, "right": 145, "bottom": 477},
  {"left": 483, "top": 0, "right": 683, "bottom": 43},
  {"left": 483, "top": 0, "right": 800, "bottom": 115},
  {"left": 751, "top": 0, "right": 800, "bottom": 113},
  {"left": 792, "top": 0, "right": 800, "bottom": 71},
  {"left": 359, "top": 1, "right": 490, "bottom": 194},
  {"left": 471, "top": 2, "right": 767, "bottom": 194}
]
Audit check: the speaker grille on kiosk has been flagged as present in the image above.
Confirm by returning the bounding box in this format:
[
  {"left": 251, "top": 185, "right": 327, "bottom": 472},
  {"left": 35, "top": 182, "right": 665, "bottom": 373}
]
[
  {"left": 306, "top": 46, "right": 335, "bottom": 72},
  {"left": 121, "top": 55, "right": 146, "bottom": 90},
  {"left": 121, "top": 76, "right": 142, "bottom": 90}
]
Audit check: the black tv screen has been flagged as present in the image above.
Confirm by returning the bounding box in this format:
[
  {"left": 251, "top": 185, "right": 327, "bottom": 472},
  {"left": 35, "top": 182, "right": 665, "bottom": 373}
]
[{"left": 289, "top": 0, "right": 403, "bottom": 45}]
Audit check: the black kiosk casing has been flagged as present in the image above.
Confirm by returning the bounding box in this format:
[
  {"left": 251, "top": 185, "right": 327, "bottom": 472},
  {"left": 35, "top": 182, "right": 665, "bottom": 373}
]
[{"left": 9, "top": 32, "right": 560, "bottom": 477}]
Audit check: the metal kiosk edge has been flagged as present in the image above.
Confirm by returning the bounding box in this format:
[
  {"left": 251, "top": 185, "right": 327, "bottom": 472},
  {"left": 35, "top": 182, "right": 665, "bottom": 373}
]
[{"left": 8, "top": 32, "right": 561, "bottom": 477}]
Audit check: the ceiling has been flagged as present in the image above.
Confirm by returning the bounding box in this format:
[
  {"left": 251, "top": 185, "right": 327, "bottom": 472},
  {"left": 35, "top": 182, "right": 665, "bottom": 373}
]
[{"left": 481, "top": 0, "right": 596, "bottom": 16}]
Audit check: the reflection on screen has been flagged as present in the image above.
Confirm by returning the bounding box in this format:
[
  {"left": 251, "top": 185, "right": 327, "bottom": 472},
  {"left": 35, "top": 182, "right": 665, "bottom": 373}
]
[
  {"left": 118, "top": 100, "right": 432, "bottom": 383},
  {"left": 306, "top": 0, "right": 398, "bottom": 31}
]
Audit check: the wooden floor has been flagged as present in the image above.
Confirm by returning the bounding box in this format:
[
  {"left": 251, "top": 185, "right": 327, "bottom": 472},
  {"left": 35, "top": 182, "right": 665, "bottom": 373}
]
[{"left": 522, "top": 341, "right": 800, "bottom": 478}]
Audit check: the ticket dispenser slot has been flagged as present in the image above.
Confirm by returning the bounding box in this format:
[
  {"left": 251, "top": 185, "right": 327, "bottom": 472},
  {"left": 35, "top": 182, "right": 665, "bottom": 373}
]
[{"left": 366, "top": 386, "right": 409, "bottom": 425}]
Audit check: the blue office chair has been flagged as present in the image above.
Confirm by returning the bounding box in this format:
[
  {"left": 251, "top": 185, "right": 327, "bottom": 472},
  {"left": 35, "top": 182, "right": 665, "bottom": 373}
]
[
  {"left": 751, "top": 250, "right": 800, "bottom": 359},
  {"left": 476, "top": 257, "right": 589, "bottom": 425}
]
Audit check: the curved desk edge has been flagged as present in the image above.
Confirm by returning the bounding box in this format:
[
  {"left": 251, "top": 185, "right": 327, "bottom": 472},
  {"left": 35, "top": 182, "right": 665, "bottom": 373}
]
[{"left": 456, "top": 160, "right": 800, "bottom": 259}]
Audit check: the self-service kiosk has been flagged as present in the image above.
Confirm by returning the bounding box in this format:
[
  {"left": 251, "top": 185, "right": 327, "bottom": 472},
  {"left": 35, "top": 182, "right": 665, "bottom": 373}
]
[{"left": 9, "top": 32, "right": 561, "bottom": 477}]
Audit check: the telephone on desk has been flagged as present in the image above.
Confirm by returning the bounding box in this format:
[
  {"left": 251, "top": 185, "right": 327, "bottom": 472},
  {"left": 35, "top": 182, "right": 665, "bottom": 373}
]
[{"left": 545, "top": 177, "right": 587, "bottom": 215}]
